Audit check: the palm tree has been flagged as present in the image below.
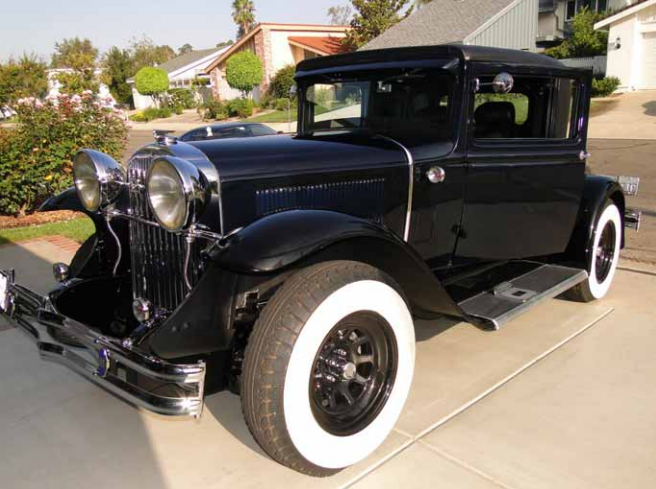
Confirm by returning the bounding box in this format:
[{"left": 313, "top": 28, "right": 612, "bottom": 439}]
[{"left": 232, "top": 0, "right": 256, "bottom": 39}]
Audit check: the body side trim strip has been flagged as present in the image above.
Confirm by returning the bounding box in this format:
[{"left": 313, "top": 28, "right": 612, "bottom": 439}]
[{"left": 376, "top": 135, "right": 414, "bottom": 242}]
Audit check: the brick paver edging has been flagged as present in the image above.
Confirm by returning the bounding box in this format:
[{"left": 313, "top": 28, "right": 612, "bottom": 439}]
[{"left": 0, "top": 235, "right": 81, "bottom": 253}]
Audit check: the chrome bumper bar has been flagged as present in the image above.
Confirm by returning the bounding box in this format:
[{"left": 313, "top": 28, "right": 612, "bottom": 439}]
[{"left": 0, "top": 270, "right": 206, "bottom": 418}]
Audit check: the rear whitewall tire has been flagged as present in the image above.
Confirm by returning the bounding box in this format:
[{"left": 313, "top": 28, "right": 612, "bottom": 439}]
[
  {"left": 567, "top": 202, "right": 622, "bottom": 302},
  {"left": 241, "top": 261, "right": 415, "bottom": 476}
]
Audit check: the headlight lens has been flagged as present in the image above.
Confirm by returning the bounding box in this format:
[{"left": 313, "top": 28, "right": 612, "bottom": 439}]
[
  {"left": 73, "top": 150, "right": 125, "bottom": 212},
  {"left": 73, "top": 153, "right": 101, "bottom": 211},
  {"left": 147, "top": 157, "right": 209, "bottom": 232}
]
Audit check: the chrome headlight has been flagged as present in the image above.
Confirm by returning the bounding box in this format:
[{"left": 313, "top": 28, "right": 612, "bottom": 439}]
[
  {"left": 73, "top": 150, "right": 125, "bottom": 212},
  {"left": 146, "top": 157, "right": 210, "bottom": 232}
]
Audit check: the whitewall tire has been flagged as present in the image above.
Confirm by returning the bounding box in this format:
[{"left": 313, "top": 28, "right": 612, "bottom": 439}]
[
  {"left": 241, "top": 261, "right": 415, "bottom": 476},
  {"left": 567, "top": 201, "right": 622, "bottom": 302}
]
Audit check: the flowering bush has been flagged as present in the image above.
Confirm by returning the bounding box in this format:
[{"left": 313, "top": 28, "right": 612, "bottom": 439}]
[{"left": 0, "top": 92, "right": 129, "bottom": 216}]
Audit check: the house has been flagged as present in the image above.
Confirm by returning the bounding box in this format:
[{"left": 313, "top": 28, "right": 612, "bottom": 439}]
[
  {"left": 538, "top": 0, "right": 631, "bottom": 48},
  {"left": 128, "top": 47, "right": 230, "bottom": 110},
  {"left": 595, "top": 0, "right": 656, "bottom": 90},
  {"left": 360, "top": 0, "right": 538, "bottom": 52},
  {"left": 46, "top": 68, "right": 114, "bottom": 103},
  {"left": 204, "top": 23, "right": 350, "bottom": 102}
]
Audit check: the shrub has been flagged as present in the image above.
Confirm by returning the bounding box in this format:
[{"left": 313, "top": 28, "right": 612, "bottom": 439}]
[
  {"left": 134, "top": 67, "right": 169, "bottom": 103},
  {"left": 200, "top": 99, "right": 229, "bottom": 121},
  {"left": 267, "top": 65, "right": 296, "bottom": 100},
  {"left": 592, "top": 77, "right": 621, "bottom": 97},
  {"left": 226, "top": 51, "right": 263, "bottom": 96},
  {"left": 129, "top": 106, "right": 173, "bottom": 122},
  {"left": 0, "top": 93, "right": 128, "bottom": 216},
  {"left": 167, "top": 88, "right": 195, "bottom": 110},
  {"left": 275, "top": 98, "right": 291, "bottom": 111},
  {"left": 228, "top": 98, "right": 254, "bottom": 118}
]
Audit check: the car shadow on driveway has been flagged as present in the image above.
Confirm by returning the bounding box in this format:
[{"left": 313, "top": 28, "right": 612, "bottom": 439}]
[
  {"left": 643, "top": 101, "right": 656, "bottom": 117},
  {"left": 0, "top": 241, "right": 169, "bottom": 489}
]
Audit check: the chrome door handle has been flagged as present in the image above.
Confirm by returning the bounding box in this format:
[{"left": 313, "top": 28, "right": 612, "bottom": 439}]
[
  {"left": 579, "top": 150, "right": 592, "bottom": 161},
  {"left": 427, "top": 166, "right": 446, "bottom": 184}
]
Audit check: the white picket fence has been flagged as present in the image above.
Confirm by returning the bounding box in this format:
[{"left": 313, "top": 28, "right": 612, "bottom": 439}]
[{"left": 559, "top": 56, "right": 607, "bottom": 77}]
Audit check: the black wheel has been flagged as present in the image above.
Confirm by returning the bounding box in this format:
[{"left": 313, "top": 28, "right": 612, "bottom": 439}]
[
  {"left": 566, "top": 201, "right": 622, "bottom": 302},
  {"left": 241, "top": 261, "right": 415, "bottom": 477}
]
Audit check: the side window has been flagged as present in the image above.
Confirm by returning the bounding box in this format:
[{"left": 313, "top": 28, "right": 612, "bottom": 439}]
[{"left": 473, "top": 75, "right": 579, "bottom": 140}]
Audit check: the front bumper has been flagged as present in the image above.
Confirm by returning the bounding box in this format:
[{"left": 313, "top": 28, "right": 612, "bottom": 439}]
[{"left": 0, "top": 270, "right": 206, "bottom": 418}]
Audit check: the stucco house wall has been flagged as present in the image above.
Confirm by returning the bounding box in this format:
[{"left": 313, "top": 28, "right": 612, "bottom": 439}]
[
  {"left": 207, "top": 24, "right": 348, "bottom": 103},
  {"left": 597, "top": 0, "right": 656, "bottom": 90}
]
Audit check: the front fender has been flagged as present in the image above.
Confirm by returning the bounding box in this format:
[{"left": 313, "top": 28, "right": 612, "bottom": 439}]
[
  {"left": 211, "top": 210, "right": 467, "bottom": 320},
  {"left": 39, "top": 187, "right": 86, "bottom": 213}
]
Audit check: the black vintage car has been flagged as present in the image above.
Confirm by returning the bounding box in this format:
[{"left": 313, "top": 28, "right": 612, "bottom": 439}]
[{"left": 0, "top": 45, "right": 642, "bottom": 476}]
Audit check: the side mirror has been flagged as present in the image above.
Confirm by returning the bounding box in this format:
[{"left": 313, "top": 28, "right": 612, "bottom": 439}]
[{"left": 493, "top": 73, "right": 514, "bottom": 94}]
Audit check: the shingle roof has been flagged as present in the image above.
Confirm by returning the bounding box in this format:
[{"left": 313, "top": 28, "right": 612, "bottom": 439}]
[
  {"left": 361, "top": 0, "right": 517, "bottom": 51},
  {"left": 288, "top": 36, "right": 350, "bottom": 55},
  {"left": 157, "top": 48, "right": 222, "bottom": 74}
]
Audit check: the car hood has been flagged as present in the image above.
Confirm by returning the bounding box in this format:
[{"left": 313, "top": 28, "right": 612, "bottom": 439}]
[{"left": 188, "top": 133, "right": 409, "bottom": 182}]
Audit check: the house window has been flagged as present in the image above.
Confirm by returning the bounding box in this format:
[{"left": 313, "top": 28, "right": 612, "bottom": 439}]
[{"left": 566, "top": 0, "right": 577, "bottom": 20}]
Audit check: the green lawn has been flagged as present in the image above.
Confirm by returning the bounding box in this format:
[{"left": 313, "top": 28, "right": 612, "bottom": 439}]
[
  {"left": 247, "top": 110, "right": 297, "bottom": 123},
  {"left": 0, "top": 217, "right": 95, "bottom": 246}
]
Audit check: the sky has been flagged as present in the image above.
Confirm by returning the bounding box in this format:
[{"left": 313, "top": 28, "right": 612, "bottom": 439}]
[{"left": 0, "top": 0, "right": 352, "bottom": 62}]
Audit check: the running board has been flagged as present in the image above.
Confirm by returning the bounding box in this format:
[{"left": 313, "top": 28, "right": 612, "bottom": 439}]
[{"left": 457, "top": 264, "right": 588, "bottom": 330}]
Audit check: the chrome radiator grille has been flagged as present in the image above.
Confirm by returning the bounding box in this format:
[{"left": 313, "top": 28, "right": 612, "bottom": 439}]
[{"left": 127, "top": 154, "right": 203, "bottom": 312}]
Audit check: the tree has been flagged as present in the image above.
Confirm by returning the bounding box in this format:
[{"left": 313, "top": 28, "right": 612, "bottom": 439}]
[
  {"left": 344, "top": 0, "right": 413, "bottom": 50},
  {"left": 101, "top": 47, "right": 134, "bottom": 105},
  {"left": 179, "top": 43, "right": 194, "bottom": 55},
  {"left": 130, "top": 36, "right": 176, "bottom": 71},
  {"left": 134, "top": 67, "right": 169, "bottom": 105},
  {"left": 51, "top": 37, "right": 98, "bottom": 69},
  {"left": 267, "top": 65, "right": 296, "bottom": 99},
  {"left": 225, "top": 51, "right": 263, "bottom": 96},
  {"left": 216, "top": 40, "right": 235, "bottom": 49},
  {"left": 232, "top": 0, "right": 256, "bottom": 39},
  {"left": 51, "top": 37, "right": 99, "bottom": 94},
  {"left": 327, "top": 5, "right": 352, "bottom": 25},
  {"left": 545, "top": 8, "right": 608, "bottom": 59},
  {"left": 0, "top": 55, "right": 48, "bottom": 106}
]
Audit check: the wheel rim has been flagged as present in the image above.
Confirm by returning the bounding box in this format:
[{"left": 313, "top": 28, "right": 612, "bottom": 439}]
[
  {"left": 595, "top": 219, "right": 617, "bottom": 282},
  {"left": 309, "top": 312, "right": 398, "bottom": 436}
]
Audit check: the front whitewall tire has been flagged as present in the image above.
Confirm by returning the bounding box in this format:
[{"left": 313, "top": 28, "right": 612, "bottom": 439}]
[
  {"left": 284, "top": 280, "right": 415, "bottom": 469},
  {"left": 241, "top": 261, "right": 415, "bottom": 476}
]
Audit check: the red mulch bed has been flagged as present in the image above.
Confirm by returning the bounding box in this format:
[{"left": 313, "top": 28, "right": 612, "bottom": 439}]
[{"left": 0, "top": 211, "right": 85, "bottom": 230}]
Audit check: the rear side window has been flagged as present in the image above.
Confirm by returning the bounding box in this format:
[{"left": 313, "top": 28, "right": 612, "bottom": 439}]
[{"left": 473, "top": 76, "right": 580, "bottom": 140}]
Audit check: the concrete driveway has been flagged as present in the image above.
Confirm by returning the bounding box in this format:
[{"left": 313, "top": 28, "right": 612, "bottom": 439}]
[
  {"left": 1, "top": 240, "right": 655, "bottom": 488},
  {"left": 589, "top": 90, "right": 656, "bottom": 139}
]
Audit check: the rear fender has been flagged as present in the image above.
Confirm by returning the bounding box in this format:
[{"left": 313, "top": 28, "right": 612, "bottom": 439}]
[
  {"left": 211, "top": 210, "right": 466, "bottom": 320},
  {"left": 564, "top": 175, "right": 625, "bottom": 269}
]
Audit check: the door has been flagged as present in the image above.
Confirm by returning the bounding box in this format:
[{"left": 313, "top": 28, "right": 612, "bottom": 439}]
[
  {"left": 640, "top": 32, "right": 656, "bottom": 90},
  {"left": 455, "top": 71, "right": 587, "bottom": 261}
]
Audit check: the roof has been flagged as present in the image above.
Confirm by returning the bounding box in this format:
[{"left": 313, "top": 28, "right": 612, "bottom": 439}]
[
  {"left": 595, "top": 0, "right": 656, "bottom": 29},
  {"left": 361, "top": 0, "right": 517, "bottom": 50},
  {"left": 296, "top": 44, "right": 565, "bottom": 76},
  {"left": 288, "top": 36, "right": 350, "bottom": 56},
  {"left": 205, "top": 23, "right": 350, "bottom": 72},
  {"left": 158, "top": 48, "right": 223, "bottom": 74}
]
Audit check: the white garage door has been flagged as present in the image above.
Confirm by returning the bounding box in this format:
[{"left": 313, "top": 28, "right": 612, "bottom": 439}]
[{"left": 640, "top": 32, "right": 656, "bottom": 89}]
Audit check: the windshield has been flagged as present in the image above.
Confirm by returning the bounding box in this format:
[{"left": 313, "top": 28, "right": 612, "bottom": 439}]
[{"left": 301, "top": 68, "right": 455, "bottom": 143}]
